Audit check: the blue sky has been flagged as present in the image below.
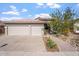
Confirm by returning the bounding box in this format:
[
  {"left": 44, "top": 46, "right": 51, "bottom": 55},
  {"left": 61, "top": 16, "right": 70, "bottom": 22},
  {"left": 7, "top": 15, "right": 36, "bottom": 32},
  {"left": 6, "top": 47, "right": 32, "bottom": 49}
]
[{"left": 0, "top": 3, "right": 79, "bottom": 20}]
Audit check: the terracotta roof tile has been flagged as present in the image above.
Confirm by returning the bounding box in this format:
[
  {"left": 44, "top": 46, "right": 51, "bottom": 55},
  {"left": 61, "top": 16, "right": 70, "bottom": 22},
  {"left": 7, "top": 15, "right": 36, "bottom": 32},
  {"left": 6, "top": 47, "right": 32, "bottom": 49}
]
[{"left": 4, "top": 19, "right": 48, "bottom": 24}]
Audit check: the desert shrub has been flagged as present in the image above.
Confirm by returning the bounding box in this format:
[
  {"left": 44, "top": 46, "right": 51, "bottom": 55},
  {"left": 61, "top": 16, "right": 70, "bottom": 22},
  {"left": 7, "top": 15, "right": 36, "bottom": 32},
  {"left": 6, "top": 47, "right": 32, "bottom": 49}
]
[{"left": 47, "top": 38, "right": 56, "bottom": 48}]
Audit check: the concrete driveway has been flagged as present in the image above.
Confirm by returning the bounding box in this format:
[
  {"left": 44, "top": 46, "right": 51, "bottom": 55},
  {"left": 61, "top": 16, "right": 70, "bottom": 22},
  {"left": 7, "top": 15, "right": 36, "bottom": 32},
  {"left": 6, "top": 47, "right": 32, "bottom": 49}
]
[
  {"left": 0, "top": 36, "right": 78, "bottom": 56},
  {"left": 0, "top": 36, "right": 46, "bottom": 52}
]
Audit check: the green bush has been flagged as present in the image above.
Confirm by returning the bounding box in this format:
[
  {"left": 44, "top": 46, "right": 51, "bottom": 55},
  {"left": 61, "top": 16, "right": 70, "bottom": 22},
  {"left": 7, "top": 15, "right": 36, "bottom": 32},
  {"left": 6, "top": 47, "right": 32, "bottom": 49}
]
[{"left": 47, "top": 38, "right": 56, "bottom": 48}]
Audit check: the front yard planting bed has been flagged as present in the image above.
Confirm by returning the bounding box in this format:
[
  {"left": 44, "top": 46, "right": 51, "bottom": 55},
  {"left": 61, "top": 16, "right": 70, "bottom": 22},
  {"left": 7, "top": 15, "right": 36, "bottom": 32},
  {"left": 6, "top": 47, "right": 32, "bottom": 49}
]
[{"left": 43, "top": 36, "right": 59, "bottom": 52}]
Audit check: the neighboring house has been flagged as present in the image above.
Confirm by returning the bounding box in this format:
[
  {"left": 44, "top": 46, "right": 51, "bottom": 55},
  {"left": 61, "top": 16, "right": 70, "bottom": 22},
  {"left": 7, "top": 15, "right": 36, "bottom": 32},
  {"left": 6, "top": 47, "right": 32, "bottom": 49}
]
[
  {"left": 74, "top": 18, "right": 79, "bottom": 33},
  {"left": 0, "top": 21, "right": 5, "bottom": 34},
  {"left": 74, "top": 22, "right": 79, "bottom": 33},
  {"left": 4, "top": 19, "right": 47, "bottom": 36}
]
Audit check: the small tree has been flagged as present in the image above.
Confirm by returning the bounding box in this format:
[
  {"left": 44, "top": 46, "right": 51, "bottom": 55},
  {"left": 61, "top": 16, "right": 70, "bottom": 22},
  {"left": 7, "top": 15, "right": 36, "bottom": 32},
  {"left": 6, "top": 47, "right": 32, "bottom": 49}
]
[
  {"left": 49, "top": 9, "right": 63, "bottom": 34},
  {"left": 49, "top": 7, "right": 76, "bottom": 35},
  {"left": 63, "top": 7, "right": 75, "bottom": 33}
]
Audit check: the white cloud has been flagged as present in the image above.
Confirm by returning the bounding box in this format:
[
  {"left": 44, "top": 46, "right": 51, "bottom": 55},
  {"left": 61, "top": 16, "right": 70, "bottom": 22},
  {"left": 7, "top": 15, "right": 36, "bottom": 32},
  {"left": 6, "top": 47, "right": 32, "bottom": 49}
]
[
  {"left": 1, "top": 5, "right": 20, "bottom": 15},
  {"left": 34, "top": 13, "right": 52, "bottom": 19},
  {"left": 28, "top": 15, "right": 32, "bottom": 17},
  {"left": 1, "top": 5, "right": 28, "bottom": 15},
  {"left": 2, "top": 11, "right": 20, "bottom": 15},
  {"left": 0, "top": 17, "right": 23, "bottom": 21},
  {"left": 37, "top": 3, "right": 44, "bottom": 6},
  {"left": 77, "top": 4, "right": 79, "bottom": 6},
  {"left": 36, "top": 3, "right": 46, "bottom": 8},
  {"left": 0, "top": 17, "right": 9, "bottom": 21},
  {"left": 36, "top": 3, "right": 61, "bottom": 9},
  {"left": 21, "top": 8, "right": 28, "bottom": 12},
  {"left": 46, "top": 3, "right": 61, "bottom": 8},
  {"left": 10, "top": 5, "right": 17, "bottom": 11}
]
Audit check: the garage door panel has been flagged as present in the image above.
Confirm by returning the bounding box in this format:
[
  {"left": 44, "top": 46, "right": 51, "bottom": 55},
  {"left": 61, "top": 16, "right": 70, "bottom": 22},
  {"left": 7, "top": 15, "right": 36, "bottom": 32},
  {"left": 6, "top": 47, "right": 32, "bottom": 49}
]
[
  {"left": 31, "top": 24, "right": 43, "bottom": 36},
  {"left": 32, "top": 28, "right": 42, "bottom": 35},
  {"left": 7, "top": 25, "right": 30, "bottom": 36}
]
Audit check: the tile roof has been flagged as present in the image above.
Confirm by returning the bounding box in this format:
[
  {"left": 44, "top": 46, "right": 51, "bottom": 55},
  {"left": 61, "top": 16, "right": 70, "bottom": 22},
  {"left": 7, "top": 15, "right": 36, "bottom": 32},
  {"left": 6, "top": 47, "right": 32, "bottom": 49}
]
[{"left": 4, "top": 19, "right": 48, "bottom": 24}]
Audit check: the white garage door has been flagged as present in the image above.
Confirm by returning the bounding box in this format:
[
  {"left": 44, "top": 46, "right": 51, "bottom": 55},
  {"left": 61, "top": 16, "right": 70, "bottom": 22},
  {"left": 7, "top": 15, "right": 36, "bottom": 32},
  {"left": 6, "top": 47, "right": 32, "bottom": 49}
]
[
  {"left": 5, "top": 24, "right": 44, "bottom": 36},
  {"left": 6, "top": 24, "right": 30, "bottom": 36},
  {"left": 31, "top": 24, "right": 43, "bottom": 36}
]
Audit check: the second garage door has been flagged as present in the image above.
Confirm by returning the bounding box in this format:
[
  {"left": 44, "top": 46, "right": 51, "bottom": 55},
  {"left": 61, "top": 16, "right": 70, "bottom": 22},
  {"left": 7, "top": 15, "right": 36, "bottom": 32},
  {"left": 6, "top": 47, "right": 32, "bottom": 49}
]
[{"left": 31, "top": 24, "right": 43, "bottom": 36}]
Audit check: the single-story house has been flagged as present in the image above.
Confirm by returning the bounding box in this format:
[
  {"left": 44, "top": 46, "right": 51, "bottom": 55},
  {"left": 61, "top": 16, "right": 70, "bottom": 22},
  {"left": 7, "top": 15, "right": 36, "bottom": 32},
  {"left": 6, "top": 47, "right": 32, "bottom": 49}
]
[{"left": 4, "top": 19, "right": 48, "bottom": 36}]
